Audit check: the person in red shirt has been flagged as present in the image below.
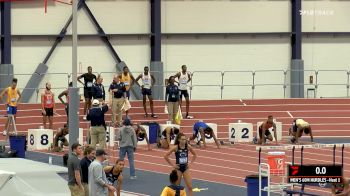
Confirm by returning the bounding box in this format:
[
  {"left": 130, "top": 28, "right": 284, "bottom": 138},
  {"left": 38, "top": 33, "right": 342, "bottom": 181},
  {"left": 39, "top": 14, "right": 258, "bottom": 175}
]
[{"left": 41, "top": 82, "right": 55, "bottom": 129}]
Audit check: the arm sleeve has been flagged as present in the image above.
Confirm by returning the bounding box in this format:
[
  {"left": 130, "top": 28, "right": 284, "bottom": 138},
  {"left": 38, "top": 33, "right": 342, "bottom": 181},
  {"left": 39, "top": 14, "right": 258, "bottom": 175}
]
[
  {"left": 73, "top": 158, "right": 81, "bottom": 171},
  {"left": 102, "top": 105, "right": 108, "bottom": 113},
  {"left": 132, "top": 131, "right": 137, "bottom": 148},
  {"left": 165, "top": 86, "right": 169, "bottom": 101},
  {"left": 93, "top": 164, "right": 106, "bottom": 186},
  {"left": 86, "top": 109, "right": 92, "bottom": 121},
  {"left": 160, "top": 187, "right": 169, "bottom": 196},
  {"left": 108, "top": 84, "right": 113, "bottom": 92},
  {"left": 102, "top": 86, "right": 106, "bottom": 100}
]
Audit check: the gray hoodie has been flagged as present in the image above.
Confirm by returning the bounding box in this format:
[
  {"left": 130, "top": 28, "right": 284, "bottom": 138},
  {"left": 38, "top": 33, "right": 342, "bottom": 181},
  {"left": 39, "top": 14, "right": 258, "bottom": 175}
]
[{"left": 118, "top": 125, "right": 137, "bottom": 148}]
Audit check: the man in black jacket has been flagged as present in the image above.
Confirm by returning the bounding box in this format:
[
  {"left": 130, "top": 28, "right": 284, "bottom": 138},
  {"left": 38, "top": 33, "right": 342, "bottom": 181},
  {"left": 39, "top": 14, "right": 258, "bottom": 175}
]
[{"left": 87, "top": 100, "right": 108, "bottom": 149}]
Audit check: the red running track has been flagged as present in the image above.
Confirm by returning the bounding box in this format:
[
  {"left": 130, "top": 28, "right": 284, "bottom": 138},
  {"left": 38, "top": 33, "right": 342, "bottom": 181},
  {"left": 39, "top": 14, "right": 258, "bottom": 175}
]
[{"left": 2, "top": 99, "right": 350, "bottom": 195}]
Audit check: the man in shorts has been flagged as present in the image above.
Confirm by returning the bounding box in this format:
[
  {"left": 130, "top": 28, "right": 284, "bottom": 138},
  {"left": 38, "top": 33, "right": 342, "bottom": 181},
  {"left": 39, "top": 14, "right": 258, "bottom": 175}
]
[
  {"left": 258, "top": 115, "right": 278, "bottom": 145},
  {"left": 78, "top": 66, "right": 97, "bottom": 120},
  {"left": 174, "top": 65, "right": 193, "bottom": 119},
  {"left": 0, "top": 78, "right": 21, "bottom": 138},
  {"left": 135, "top": 66, "right": 157, "bottom": 118},
  {"left": 189, "top": 121, "right": 220, "bottom": 149},
  {"left": 289, "top": 119, "right": 314, "bottom": 144},
  {"left": 52, "top": 124, "right": 69, "bottom": 152},
  {"left": 41, "top": 82, "right": 55, "bottom": 129}
]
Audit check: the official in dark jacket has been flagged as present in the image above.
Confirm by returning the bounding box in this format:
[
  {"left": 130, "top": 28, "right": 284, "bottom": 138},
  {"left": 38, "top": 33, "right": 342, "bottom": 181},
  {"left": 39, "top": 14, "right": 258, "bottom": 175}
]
[
  {"left": 92, "top": 76, "right": 105, "bottom": 103},
  {"left": 87, "top": 99, "right": 108, "bottom": 149}
]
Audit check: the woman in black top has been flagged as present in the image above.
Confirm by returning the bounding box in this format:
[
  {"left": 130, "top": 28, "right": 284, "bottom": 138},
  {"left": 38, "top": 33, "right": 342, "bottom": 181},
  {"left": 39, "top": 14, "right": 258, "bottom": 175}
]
[
  {"left": 165, "top": 76, "right": 180, "bottom": 124},
  {"left": 164, "top": 133, "right": 197, "bottom": 196},
  {"left": 104, "top": 159, "right": 124, "bottom": 196}
]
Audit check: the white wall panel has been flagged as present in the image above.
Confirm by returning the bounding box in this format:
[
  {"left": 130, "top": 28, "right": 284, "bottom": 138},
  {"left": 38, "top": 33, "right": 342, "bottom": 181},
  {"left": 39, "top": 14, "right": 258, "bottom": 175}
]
[{"left": 162, "top": 1, "right": 291, "bottom": 33}]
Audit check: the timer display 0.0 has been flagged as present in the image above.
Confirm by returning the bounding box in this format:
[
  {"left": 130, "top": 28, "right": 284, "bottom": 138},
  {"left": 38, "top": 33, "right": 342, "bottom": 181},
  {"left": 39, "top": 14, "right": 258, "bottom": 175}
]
[{"left": 288, "top": 165, "right": 342, "bottom": 183}]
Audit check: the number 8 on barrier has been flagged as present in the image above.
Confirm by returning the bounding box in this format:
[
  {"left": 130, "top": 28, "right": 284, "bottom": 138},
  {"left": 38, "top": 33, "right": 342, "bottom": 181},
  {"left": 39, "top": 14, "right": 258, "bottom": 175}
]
[
  {"left": 27, "top": 129, "right": 53, "bottom": 150},
  {"left": 229, "top": 123, "right": 253, "bottom": 143}
]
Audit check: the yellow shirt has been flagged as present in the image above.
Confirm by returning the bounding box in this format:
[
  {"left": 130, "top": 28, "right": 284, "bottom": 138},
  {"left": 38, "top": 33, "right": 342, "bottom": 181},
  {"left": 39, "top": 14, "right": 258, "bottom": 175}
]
[
  {"left": 160, "top": 186, "right": 186, "bottom": 196},
  {"left": 296, "top": 119, "right": 309, "bottom": 128},
  {"left": 7, "top": 87, "right": 18, "bottom": 107},
  {"left": 121, "top": 73, "right": 131, "bottom": 91}
]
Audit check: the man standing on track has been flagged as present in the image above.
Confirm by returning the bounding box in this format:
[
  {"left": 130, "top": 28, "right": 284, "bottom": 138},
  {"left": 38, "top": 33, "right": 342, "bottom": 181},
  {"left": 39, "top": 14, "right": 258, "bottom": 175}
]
[
  {"left": 174, "top": 65, "right": 193, "bottom": 119},
  {"left": 135, "top": 66, "right": 157, "bottom": 118},
  {"left": 58, "top": 82, "right": 72, "bottom": 120},
  {"left": 0, "top": 78, "right": 21, "bottom": 138},
  {"left": 109, "top": 75, "right": 127, "bottom": 127},
  {"left": 78, "top": 66, "right": 97, "bottom": 120},
  {"left": 41, "top": 82, "right": 55, "bottom": 129},
  {"left": 289, "top": 119, "right": 314, "bottom": 144},
  {"left": 258, "top": 115, "right": 278, "bottom": 145},
  {"left": 119, "top": 66, "right": 136, "bottom": 117}
]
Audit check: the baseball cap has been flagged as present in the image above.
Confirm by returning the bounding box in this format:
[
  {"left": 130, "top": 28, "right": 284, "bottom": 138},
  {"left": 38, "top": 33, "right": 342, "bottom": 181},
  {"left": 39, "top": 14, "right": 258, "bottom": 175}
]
[{"left": 92, "top": 99, "right": 99, "bottom": 106}]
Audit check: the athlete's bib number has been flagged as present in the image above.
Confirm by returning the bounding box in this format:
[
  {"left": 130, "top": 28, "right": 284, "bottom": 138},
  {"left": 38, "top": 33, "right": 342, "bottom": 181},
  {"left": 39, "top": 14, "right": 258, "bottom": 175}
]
[
  {"left": 87, "top": 82, "right": 93, "bottom": 87},
  {"left": 46, "top": 100, "right": 52, "bottom": 104},
  {"left": 179, "top": 157, "right": 188, "bottom": 164},
  {"left": 124, "top": 82, "right": 129, "bottom": 86},
  {"left": 10, "top": 98, "right": 16, "bottom": 102}
]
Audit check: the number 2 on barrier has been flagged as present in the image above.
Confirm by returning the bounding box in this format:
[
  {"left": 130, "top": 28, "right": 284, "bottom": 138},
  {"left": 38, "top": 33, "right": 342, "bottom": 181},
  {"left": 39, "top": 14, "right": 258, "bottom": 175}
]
[
  {"left": 231, "top": 128, "right": 250, "bottom": 139},
  {"left": 230, "top": 128, "right": 236, "bottom": 139},
  {"left": 241, "top": 128, "right": 249, "bottom": 138}
]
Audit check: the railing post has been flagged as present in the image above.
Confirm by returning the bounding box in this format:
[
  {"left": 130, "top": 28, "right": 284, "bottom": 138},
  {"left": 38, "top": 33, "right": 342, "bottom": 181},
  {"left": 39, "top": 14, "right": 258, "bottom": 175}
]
[
  {"left": 283, "top": 70, "right": 287, "bottom": 98},
  {"left": 315, "top": 70, "right": 319, "bottom": 98},
  {"left": 252, "top": 71, "right": 255, "bottom": 99},
  {"left": 190, "top": 72, "right": 194, "bottom": 100},
  {"left": 221, "top": 72, "right": 224, "bottom": 100},
  {"left": 347, "top": 71, "right": 350, "bottom": 98}
]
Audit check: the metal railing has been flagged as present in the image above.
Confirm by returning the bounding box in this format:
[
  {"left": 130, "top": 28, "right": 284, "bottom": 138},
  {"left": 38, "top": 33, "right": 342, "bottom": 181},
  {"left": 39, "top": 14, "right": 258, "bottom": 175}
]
[{"left": 1, "top": 69, "right": 350, "bottom": 103}]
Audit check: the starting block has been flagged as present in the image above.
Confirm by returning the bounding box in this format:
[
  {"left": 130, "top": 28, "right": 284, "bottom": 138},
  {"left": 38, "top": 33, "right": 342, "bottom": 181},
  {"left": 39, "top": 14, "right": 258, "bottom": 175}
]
[
  {"left": 27, "top": 128, "right": 54, "bottom": 150},
  {"left": 228, "top": 122, "right": 253, "bottom": 143},
  {"left": 257, "top": 121, "right": 282, "bottom": 141},
  {"left": 195, "top": 123, "right": 217, "bottom": 144}
]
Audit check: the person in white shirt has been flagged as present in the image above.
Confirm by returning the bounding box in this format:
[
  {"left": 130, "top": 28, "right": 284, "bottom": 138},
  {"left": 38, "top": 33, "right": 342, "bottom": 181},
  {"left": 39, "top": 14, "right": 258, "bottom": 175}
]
[
  {"left": 135, "top": 66, "right": 157, "bottom": 118},
  {"left": 174, "top": 65, "right": 193, "bottom": 119},
  {"left": 88, "top": 149, "right": 116, "bottom": 196}
]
